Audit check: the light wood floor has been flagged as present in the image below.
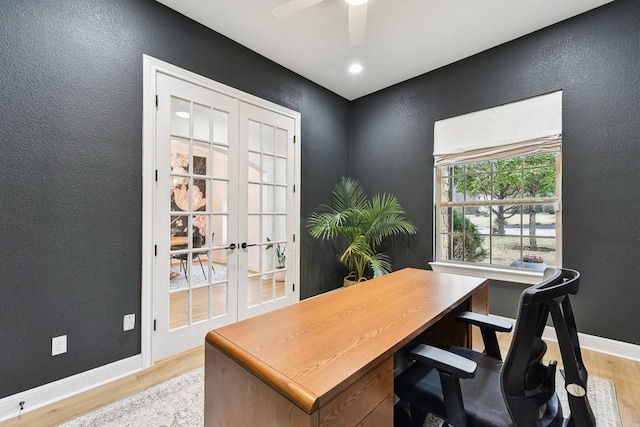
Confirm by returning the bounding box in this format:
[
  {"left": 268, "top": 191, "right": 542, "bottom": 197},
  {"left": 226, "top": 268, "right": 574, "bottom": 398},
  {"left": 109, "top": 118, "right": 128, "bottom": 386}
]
[
  {"left": 2, "top": 338, "right": 639, "bottom": 426},
  {"left": 169, "top": 275, "right": 286, "bottom": 329},
  {"left": 168, "top": 258, "right": 286, "bottom": 330}
]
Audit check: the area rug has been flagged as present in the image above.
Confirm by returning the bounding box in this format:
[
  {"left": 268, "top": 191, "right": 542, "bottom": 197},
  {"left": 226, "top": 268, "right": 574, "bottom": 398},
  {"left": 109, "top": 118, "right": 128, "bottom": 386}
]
[
  {"left": 60, "top": 367, "right": 622, "bottom": 426},
  {"left": 170, "top": 264, "right": 227, "bottom": 290}
]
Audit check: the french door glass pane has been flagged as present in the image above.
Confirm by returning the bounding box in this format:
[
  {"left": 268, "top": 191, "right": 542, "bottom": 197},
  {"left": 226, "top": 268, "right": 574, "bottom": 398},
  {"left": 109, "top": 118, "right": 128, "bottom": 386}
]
[
  {"left": 275, "top": 128, "right": 287, "bottom": 156},
  {"left": 213, "top": 110, "right": 229, "bottom": 143},
  {"left": 193, "top": 104, "right": 211, "bottom": 141},
  {"left": 192, "top": 215, "right": 209, "bottom": 245},
  {"left": 247, "top": 183, "right": 260, "bottom": 212},
  {"left": 211, "top": 180, "right": 227, "bottom": 213},
  {"left": 193, "top": 142, "right": 210, "bottom": 175},
  {"left": 262, "top": 124, "right": 274, "bottom": 153},
  {"left": 212, "top": 146, "right": 228, "bottom": 178},
  {"left": 274, "top": 215, "right": 286, "bottom": 241},
  {"left": 262, "top": 185, "right": 274, "bottom": 213},
  {"left": 211, "top": 283, "right": 227, "bottom": 317},
  {"left": 248, "top": 152, "right": 261, "bottom": 177},
  {"left": 262, "top": 281, "right": 272, "bottom": 299},
  {"left": 248, "top": 215, "right": 260, "bottom": 243},
  {"left": 262, "top": 155, "right": 274, "bottom": 183},
  {"left": 192, "top": 179, "right": 208, "bottom": 211},
  {"left": 171, "top": 138, "right": 190, "bottom": 173},
  {"left": 275, "top": 187, "right": 286, "bottom": 213},
  {"left": 210, "top": 215, "right": 227, "bottom": 245},
  {"left": 274, "top": 158, "right": 287, "bottom": 184},
  {"left": 262, "top": 215, "right": 274, "bottom": 243},
  {"left": 248, "top": 120, "right": 260, "bottom": 151},
  {"left": 191, "top": 286, "right": 210, "bottom": 323},
  {"left": 169, "top": 291, "right": 188, "bottom": 329},
  {"left": 170, "top": 98, "right": 191, "bottom": 137}
]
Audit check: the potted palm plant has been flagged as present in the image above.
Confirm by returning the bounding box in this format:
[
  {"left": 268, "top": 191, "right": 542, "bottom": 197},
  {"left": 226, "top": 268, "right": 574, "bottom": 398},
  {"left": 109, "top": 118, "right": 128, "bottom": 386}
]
[
  {"left": 307, "top": 177, "right": 417, "bottom": 286},
  {"left": 266, "top": 238, "right": 286, "bottom": 281}
]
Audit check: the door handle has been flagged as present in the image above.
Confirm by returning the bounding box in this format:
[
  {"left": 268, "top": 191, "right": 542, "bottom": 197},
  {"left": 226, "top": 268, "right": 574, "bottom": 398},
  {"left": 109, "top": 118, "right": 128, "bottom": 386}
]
[
  {"left": 241, "top": 242, "right": 257, "bottom": 249},
  {"left": 225, "top": 243, "right": 237, "bottom": 250}
]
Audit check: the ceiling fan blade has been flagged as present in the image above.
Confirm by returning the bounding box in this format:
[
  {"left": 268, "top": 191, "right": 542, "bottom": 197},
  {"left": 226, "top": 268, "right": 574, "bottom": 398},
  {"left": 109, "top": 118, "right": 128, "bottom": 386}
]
[
  {"left": 272, "top": 0, "right": 326, "bottom": 18},
  {"left": 348, "top": 3, "right": 367, "bottom": 46}
]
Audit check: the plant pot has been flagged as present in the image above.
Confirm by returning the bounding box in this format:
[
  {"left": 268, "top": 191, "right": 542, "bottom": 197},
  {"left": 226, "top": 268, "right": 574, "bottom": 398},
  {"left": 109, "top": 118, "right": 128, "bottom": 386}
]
[
  {"left": 274, "top": 268, "right": 286, "bottom": 282},
  {"left": 343, "top": 272, "right": 367, "bottom": 287},
  {"left": 510, "top": 260, "right": 548, "bottom": 270}
]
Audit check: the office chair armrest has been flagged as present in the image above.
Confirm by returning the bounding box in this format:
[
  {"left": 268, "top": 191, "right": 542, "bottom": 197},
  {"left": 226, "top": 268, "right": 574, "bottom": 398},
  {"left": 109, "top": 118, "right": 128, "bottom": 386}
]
[
  {"left": 409, "top": 344, "right": 476, "bottom": 426},
  {"left": 457, "top": 312, "right": 512, "bottom": 360},
  {"left": 456, "top": 312, "right": 513, "bottom": 332},
  {"left": 409, "top": 344, "right": 477, "bottom": 379}
]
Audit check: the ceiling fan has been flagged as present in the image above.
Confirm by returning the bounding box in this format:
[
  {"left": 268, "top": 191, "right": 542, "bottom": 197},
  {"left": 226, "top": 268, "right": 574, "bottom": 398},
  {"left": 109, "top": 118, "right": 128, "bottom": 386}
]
[{"left": 272, "top": 0, "right": 370, "bottom": 46}]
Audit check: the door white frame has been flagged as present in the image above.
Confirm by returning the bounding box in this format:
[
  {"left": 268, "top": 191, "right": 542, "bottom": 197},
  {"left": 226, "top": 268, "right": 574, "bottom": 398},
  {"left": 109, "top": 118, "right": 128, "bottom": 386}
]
[{"left": 141, "top": 55, "right": 301, "bottom": 369}]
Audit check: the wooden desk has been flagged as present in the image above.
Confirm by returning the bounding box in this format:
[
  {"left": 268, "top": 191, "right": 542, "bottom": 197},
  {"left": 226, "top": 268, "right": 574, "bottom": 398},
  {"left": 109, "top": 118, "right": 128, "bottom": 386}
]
[{"left": 204, "top": 268, "right": 487, "bottom": 426}]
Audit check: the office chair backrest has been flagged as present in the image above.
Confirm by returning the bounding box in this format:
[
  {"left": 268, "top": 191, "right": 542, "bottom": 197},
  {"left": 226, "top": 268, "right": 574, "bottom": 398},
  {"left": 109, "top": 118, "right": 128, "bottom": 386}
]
[{"left": 501, "top": 268, "right": 595, "bottom": 427}]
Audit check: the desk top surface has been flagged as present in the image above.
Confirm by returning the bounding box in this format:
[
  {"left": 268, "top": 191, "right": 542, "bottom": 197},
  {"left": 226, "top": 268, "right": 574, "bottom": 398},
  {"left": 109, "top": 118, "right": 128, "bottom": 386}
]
[{"left": 206, "top": 268, "right": 486, "bottom": 413}]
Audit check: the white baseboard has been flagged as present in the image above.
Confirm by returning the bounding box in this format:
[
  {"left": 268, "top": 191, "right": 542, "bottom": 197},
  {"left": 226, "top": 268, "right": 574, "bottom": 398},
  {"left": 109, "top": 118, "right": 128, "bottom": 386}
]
[
  {"left": 0, "top": 355, "right": 143, "bottom": 423},
  {"left": 492, "top": 315, "right": 640, "bottom": 362}
]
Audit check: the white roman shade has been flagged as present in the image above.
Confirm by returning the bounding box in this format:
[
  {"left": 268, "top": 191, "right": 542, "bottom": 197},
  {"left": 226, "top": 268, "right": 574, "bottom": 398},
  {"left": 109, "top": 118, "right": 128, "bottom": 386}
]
[{"left": 433, "top": 91, "right": 562, "bottom": 166}]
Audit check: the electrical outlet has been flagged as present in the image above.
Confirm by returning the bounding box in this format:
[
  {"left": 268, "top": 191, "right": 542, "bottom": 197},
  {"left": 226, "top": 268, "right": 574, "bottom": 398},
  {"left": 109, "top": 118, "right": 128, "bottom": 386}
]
[
  {"left": 52, "top": 335, "right": 67, "bottom": 356},
  {"left": 123, "top": 314, "right": 135, "bottom": 331}
]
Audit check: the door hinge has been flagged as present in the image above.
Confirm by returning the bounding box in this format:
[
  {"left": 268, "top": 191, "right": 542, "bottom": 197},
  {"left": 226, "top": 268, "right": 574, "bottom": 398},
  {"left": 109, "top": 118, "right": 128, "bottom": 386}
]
[
  {"left": 293, "top": 283, "right": 295, "bottom": 292},
  {"left": 154, "top": 245, "right": 158, "bottom": 256},
  {"left": 293, "top": 234, "right": 296, "bottom": 242},
  {"left": 155, "top": 95, "right": 158, "bottom": 108},
  {"left": 153, "top": 319, "right": 157, "bottom": 331},
  {"left": 293, "top": 184, "right": 296, "bottom": 193},
  {"left": 155, "top": 169, "right": 158, "bottom": 182},
  {"left": 293, "top": 135, "right": 296, "bottom": 144}
]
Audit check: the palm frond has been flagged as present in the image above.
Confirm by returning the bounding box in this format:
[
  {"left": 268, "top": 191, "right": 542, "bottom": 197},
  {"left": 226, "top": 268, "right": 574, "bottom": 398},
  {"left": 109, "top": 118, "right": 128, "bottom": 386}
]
[
  {"left": 332, "top": 177, "right": 368, "bottom": 212},
  {"left": 369, "top": 253, "right": 392, "bottom": 278},
  {"left": 366, "top": 194, "right": 417, "bottom": 247}
]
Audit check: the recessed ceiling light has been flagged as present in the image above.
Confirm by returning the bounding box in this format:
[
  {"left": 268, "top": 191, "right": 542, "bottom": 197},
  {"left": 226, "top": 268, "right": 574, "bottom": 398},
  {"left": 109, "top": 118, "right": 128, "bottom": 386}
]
[
  {"left": 345, "top": 0, "right": 369, "bottom": 5},
  {"left": 176, "top": 111, "right": 190, "bottom": 119},
  {"left": 349, "top": 63, "right": 363, "bottom": 74}
]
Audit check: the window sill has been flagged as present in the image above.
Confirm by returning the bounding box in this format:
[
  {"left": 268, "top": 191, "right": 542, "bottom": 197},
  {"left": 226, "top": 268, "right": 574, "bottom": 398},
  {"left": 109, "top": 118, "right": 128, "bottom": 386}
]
[{"left": 429, "top": 261, "right": 546, "bottom": 285}]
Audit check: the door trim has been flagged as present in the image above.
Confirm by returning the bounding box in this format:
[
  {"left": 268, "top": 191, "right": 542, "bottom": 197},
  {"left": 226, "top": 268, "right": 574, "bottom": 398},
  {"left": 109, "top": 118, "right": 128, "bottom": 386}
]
[{"left": 142, "top": 55, "right": 301, "bottom": 368}]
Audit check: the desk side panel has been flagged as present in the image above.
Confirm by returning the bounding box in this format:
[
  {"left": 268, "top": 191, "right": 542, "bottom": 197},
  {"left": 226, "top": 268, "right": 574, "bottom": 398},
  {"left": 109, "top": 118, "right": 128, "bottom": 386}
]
[
  {"left": 318, "top": 358, "right": 393, "bottom": 426},
  {"left": 357, "top": 394, "right": 394, "bottom": 427},
  {"left": 204, "top": 343, "right": 318, "bottom": 427}
]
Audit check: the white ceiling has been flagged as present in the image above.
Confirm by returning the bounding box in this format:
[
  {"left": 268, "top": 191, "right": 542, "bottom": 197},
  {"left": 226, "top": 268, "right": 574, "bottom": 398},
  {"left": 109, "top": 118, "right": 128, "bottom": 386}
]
[{"left": 155, "top": 0, "right": 613, "bottom": 100}]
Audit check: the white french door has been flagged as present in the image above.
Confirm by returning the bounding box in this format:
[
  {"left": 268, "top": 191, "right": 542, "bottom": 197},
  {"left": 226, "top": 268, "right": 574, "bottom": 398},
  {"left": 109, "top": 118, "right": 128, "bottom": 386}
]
[
  {"left": 154, "top": 73, "right": 239, "bottom": 361},
  {"left": 238, "top": 102, "right": 296, "bottom": 320},
  {"left": 152, "top": 70, "right": 298, "bottom": 361}
]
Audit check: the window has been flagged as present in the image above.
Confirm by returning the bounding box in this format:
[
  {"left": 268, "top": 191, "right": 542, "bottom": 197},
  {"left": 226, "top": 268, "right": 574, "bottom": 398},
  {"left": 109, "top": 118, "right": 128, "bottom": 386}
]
[{"left": 431, "top": 91, "right": 562, "bottom": 284}]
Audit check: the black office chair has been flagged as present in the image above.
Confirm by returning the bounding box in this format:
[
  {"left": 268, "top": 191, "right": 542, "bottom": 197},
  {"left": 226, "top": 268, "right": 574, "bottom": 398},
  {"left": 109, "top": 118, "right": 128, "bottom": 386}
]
[{"left": 395, "top": 268, "right": 595, "bottom": 427}]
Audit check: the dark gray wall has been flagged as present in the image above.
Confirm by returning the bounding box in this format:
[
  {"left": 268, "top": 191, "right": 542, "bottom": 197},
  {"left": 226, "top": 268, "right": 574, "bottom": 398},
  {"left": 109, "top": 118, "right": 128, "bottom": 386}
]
[
  {"left": 349, "top": 0, "right": 640, "bottom": 345},
  {"left": 0, "top": 0, "right": 349, "bottom": 399},
  {"left": 2, "top": 0, "right": 638, "bottom": 405}
]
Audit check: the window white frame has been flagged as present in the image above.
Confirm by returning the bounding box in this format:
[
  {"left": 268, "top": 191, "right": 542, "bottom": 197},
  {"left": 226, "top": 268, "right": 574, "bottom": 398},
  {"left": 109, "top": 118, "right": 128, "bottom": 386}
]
[{"left": 431, "top": 154, "right": 562, "bottom": 285}]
